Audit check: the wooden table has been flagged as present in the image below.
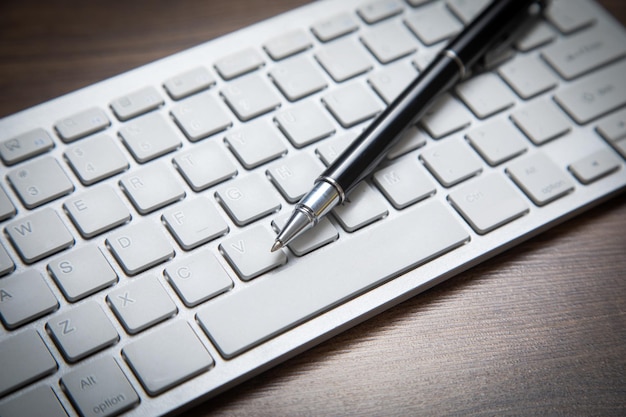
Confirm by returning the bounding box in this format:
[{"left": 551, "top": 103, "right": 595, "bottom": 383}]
[{"left": 1, "top": 1, "right": 624, "bottom": 415}]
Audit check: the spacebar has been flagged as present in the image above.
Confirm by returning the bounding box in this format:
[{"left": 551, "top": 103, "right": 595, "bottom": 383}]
[{"left": 197, "top": 200, "right": 469, "bottom": 358}]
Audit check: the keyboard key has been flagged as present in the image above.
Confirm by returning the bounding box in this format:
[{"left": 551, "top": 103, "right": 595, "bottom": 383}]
[
  {"left": 107, "top": 276, "right": 177, "bottom": 334},
  {"left": 507, "top": 152, "right": 575, "bottom": 206},
  {"left": 466, "top": 118, "right": 528, "bottom": 166},
  {"left": 64, "top": 185, "right": 131, "bottom": 238},
  {"left": 360, "top": 21, "right": 417, "bottom": 63},
  {"left": 266, "top": 152, "right": 325, "bottom": 203},
  {"left": 333, "top": 182, "right": 389, "bottom": 232},
  {"left": 448, "top": 173, "right": 529, "bottom": 234},
  {"left": 315, "top": 38, "right": 373, "bottom": 82},
  {"left": 224, "top": 119, "right": 287, "bottom": 168},
  {"left": 163, "top": 66, "right": 216, "bottom": 100},
  {"left": 219, "top": 225, "right": 287, "bottom": 281},
  {"left": 0, "top": 385, "right": 67, "bottom": 417},
  {"left": 420, "top": 93, "right": 472, "bottom": 138},
  {"left": 445, "top": 0, "right": 490, "bottom": 24},
  {"left": 173, "top": 140, "right": 237, "bottom": 191},
  {"left": 316, "top": 132, "right": 358, "bottom": 166},
  {"left": 214, "top": 47, "right": 264, "bottom": 79},
  {"left": 311, "top": 12, "right": 359, "bottom": 42},
  {"left": 171, "top": 92, "right": 232, "bottom": 141},
  {"left": 0, "top": 185, "right": 16, "bottom": 221},
  {"left": 497, "top": 54, "right": 558, "bottom": 99},
  {"left": 46, "top": 300, "right": 118, "bottom": 362},
  {"left": 373, "top": 157, "right": 436, "bottom": 209},
  {"left": 269, "top": 55, "right": 328, "bottom": 101},
  {"left": 221, "top": 73, "right": 282, "bottom": 121},
  {"left": 0, "top": 270, "right": 58, "bottom": 329},
  {"left": 553, "top": 60, "right": 626, "bottom": 124},
  {"left": 54, "top": 107, "right": 110, "bottom": 142},
  {"left": 0, "top": 242, "right": 14, "bottom": 276},
  {"left": 368, "top": 60, "right": 417, "bottom": 105},
  {"left": 106, "top": 221, "right": 174, "bottom": 275},
  {"left": 122, "top": 321, "right": 214, "bottom": 395},
  {"left": 263, "top": 29, "right": 312, "bottom": 60},
  {"left": 357, "top": 0, "right": 403, "bottom": 24},
  {"left": 405, "top": 2, "right": 463, "bottom": 45},
  {"left": 48, "top": 245, "right": 118, "bottom": 302},
  {"left": 510, "top": 99, "right": 571, "bottom": 145},
  {"left": 164, "top": 249, "right": 233, "bottom": 307},
  {"left": 569, "top": 149, "right": 622, "bottom": 184},
  {"left": 597, "top": 108, "right": 626, "bottom": 143},
  {"left": 64, "top": 133, "right": 129, "bottom": 185},
  {"left": 5, "top": 208, "right": 74, "bottom": 264},
  {"left": 272, "top": 215, "right": 338, "bottom": 256},
  {"left": 110, "top": 86, "right": 164, "bottom": 121},
  {"left": 0, "top": 128, "right": 54, "bottom": 165},
  {"left": 61, "top": 357, "right": 139, "bottom": 417},
  {"left": 7, "top": 156, "right": 74, "bottom": 209},
  {"left": 322, "top": 82, "right": 383, "bottom": 128},
  {"left": 215, "top": 173, "right": 282, "bottom": 226},
  {"left": 198, "top": 200, "right": 469, "bottom": 358},
  {"left": 421, "top": 137, "right": 483, "bottom": 187},
  {"left": 455, "top": 72, "right": 516, "bottom": 119},
  {"left": 119, "top": 112, "right": 182, "bottom": 163},
  {"left": 386, "top": 125, "right": 428, "bottom": 159},
  {"left": 0, "top": 330, "right": 57, "bottom": 396},
  {"left": 274, "top": 101, "right": 336, "bottom": 148},
  {"left": 162, "top": 197, "right": 229, "bottom": 250},
  {"left": 119, "top": 161, "right": 185, "bottom": 214},
  {"left": 514, "top": 21, "right": 556, "bottom": 52},
  {"left": 545, "top": 0, "right": 597, "bottom": 34}
]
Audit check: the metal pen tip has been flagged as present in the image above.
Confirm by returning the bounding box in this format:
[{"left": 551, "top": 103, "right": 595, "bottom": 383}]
[{"left": 270, "top": 240, "right": 284, "bottom": 252}]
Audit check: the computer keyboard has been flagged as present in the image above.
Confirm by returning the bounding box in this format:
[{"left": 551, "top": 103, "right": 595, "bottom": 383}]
[{"left": 1, "top": 0, "right": 625, "bottom": 415}]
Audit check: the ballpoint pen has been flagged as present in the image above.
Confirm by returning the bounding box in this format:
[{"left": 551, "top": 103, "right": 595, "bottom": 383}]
[{"left": 272, "top": 0, "right": 548, "bottom": 252}]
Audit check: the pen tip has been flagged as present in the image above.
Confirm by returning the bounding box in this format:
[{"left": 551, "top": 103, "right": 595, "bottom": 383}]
[{"left": 271, "top": 240, "right": 283, "bottom": 252}]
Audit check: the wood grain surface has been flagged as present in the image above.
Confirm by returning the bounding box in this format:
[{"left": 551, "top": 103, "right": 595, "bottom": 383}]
[{"left": 1, "top": 1, "right": 624, "bottom": 416}]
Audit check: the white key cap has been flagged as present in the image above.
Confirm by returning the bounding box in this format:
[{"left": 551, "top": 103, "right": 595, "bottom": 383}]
[
  {"left": 316, "top": 132, "right": 358, "bottom": 166},
  {"left": 0, "top": 242, "right": 14, "bottom": 276},
  {"left": 515, "top": 21, "right": 556, "bottom": 52},
  {"left": 5, "top": 208, "right": 74, "bottom": 264},
  {"left": 315, "top": 38, "right": 373, "bottom": 82},
  {"left": 357, "top": 0, "right": 403, "bottom": 24},
  {"left": 61, "top": 357, "right": 139, "bottom": 417},
  {"left": 224, "top": 119, "right": 287, "bottom": 168},
  {"left": 404, "top": 2, "right": 463, "bottom": 45},
  {"left": 545, "top": 0, "right": 597, "bottom": 34},
  {"left": 269, "top": 55, "right": 328, "bottom": 101},
  {"left": 448, "top": 173, "right": 529, "bottom": 234},
  {"left": 122, "top": 321, "right": 213, "bottom": 395},
  {"left": 507, "top": 152, "right": 575, "bottom": 206},
  {"left": 64, "top": 185, "right": 131, "bottom": 238},
  {"left": 541, "top": 28, "right": 626, "bottom": 80},
  {"left": 446, "top": 0, "right": 490, "bottom": 24},
  {"left": 106, "top": 221, "right": 174, "bottom": 275},
  {"left": 420, "top": 93, "right": 472, "bottom": 138},
  {"left": 263, "top": 29, "right": 312, "bottom": 60},
  {"left": 46, "top": 301, "right": 118, "bottom": 362},
  {"left": 171, "top": 92, "right": 232, "bottom": 141},
  {"left": 386, "top": 125, "right": 428, "bottom": 159},
  {"left": 421, "top": 138, "right": 483, "bottom": 187},
  {"left": 511, "top": 98, "right": 571, "bottom": 145},
  {"left": 7, "top": 157, "right": 74, "bottom": 209},
  {"left": 333, "top": 182, "right": 389, "bottom": 232},
  {"left": 266, "top": 152, "right": 325, "bottom": 203},
  {"left": 0, "top": 128, "right": 54, "bottom": 165},
  {"left": 119, "top": 162, "right": 185, "bottom": 214},
  {"left": 163, "top": 66, "right": 216, "bottom": 100},
  {"left": 272, "top": 215, "right": 338, "bottom": 256},
  {"left": 0, "top": 270, "right": 58, "bottom": 329},
  {"left": 498, "top": 54, "right": 558, "bottom": 99},
  {"left": 311, "top": 12, "right": 359, "bottom": 42},
  {"left": 215, "top": 173, "right": 281, "bottom": 226},
  {"left": 64, "top": 134, "right": 129, "bottom": 185},
  {"left": 466, "top": 118, "right": 528, "bottom": 166},
  {"left": 221, "top": 73, "right": 282, "bottom": 121},
  {"left": 162, "top": 197, "right": 229, "bottom": 250},
  {"left": 569, "top": 149, "right": 621, "bottom": 184},
  {"left": 553, "top": 60, "right": 626, "bottom": 124},
  {"left": 597, "top": 108, "right": 626, "bottom": 143},
  {"left": 54, "top": 107, "right": 110, "bottom": 142},
  {"left": 322, "top": 82, "right": 383, "bottom": 128},
  {"left": 360, "top": 21, "right": 417, "bottom": 63},
  {"left": 368, "top": 60, "right": 418, "bottom": 105},
  {"left": 173, "top": 140, "right": 237, "bottom": 191},
  {"left": 164, "top": 249, "right": 233, "bottom": 307},
  {"left": 274, "top": 101, "right": 336, "bottom": 148},
  {"left": 219, "top": 225, "right": 287, "bottom": 281},
  {"left": 197, "top": 200, "right": 469, "bottom": 358},
  {"left": 107, "top": 276, "right": 177, "bottom": 334},
  {"left": 48, "top": 245, "right": 118, "bottom": 302},
  {"left": 373, "top": 157, "right": 436, "bottom": 209},
  {"left": 110, "top": 86, "right": 163, "bottom": 121},
  {"left": 0, "top": 185, "right": 16, "bottom": 221},
  {"left": 0, "top": 385, "right": 67, "bottom": 417},
  {"left": 119, "top": 112, "right": 181, "bottom": 163},
  {"left": 0, "top": 330, "right": 57, "bottom": 396},
  {"left": 455, "top": 72, "right": 516, "bottom": 119},
  {"left": 214, "top": 48, "right": 264, "bottom": 79}
]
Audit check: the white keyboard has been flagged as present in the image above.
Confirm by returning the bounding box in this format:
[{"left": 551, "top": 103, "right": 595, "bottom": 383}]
[{"left": 1, "top": 0, "right": 626, "bottom": 415}]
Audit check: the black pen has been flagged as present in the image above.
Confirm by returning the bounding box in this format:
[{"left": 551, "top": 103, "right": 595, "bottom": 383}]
[{"left": 272, "top": 0, "right": 547, "bottom": 252}]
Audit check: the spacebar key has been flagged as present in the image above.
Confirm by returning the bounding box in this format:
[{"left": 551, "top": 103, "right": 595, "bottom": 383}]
[{"left": 197, "top": 200, "right": 469, "bottom": 358}]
